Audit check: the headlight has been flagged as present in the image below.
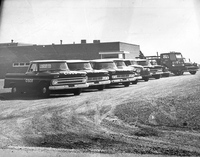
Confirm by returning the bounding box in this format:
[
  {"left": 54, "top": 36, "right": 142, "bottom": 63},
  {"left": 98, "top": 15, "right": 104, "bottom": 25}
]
[
  {"left": 136, "top": 68, "right": 141, "bottom": 73},
  {"left": 129, "top": 74, "right": 135, "bottom": 77},
  {"left": 82, "top": 76, "right": 88, "bottom": 83},
  {"left": 102, "top": 76, "right": 109, "bottom": 80},
  {"left": 52, "top": 79, "right": 58, "bottom": 85},
  {"left": 144, "top": 68, "right": 150, "bottom": 72},
  {"left": 112, "top": 75, "right": 117, "bottom": 79}
]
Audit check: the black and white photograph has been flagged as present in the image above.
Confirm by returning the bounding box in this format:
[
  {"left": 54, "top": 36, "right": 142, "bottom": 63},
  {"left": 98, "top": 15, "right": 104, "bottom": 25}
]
[{"left": 0, "top": 0, "right": 200, "bottom": 156}]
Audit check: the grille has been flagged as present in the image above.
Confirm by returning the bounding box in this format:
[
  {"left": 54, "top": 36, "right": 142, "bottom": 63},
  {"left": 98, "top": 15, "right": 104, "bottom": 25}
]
[
  {"left": 56, "top": 77, "right": 85, "bottom": 85},
  {"left": 117, "top": 74, "right": 129, "bottom": 78},
  {"left": 88, "top": 76, "right": 103, "bottom": 81}
]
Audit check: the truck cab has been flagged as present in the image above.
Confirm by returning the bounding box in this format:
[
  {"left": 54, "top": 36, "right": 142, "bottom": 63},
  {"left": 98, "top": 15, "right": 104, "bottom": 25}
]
[
  {"left": 90, "top": 59, "right": 134, "bottom": 87},
  {"left": 160, "top": 52, "right": 199, "bottom": 75},
  {"left": 4, "top": 60, "right": 89, "bottom": 97},
  {"left": 65, "top": 60, "right": 110, "bottom": 90}
]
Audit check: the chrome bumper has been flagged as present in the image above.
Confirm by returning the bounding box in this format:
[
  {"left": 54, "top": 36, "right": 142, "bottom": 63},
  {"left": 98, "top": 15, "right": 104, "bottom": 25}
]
[
  {"left": 111, "top": 78, "right": 129, "bottom": 83},
  {"left": 49, "top": 83, "right": 89, "bottom": 90},
  {"left": 88, "top": 80, "right": 111, "bottom": 86},
  {"left": 134, "top": 76, "right": 142, "bottom": 80},
  {"left": 129, "top": 77, "right": 137, "bottom": 81}
]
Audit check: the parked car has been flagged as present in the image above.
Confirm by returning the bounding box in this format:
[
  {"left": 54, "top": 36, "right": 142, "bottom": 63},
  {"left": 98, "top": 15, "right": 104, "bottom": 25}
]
[
  {"left": 111, "top": 59, "right": 138, "bottom": 84},
  {"left": 124, "top": 59, "right": 151, "bottom": 81},
  {"left": 4, "top": 60, "right": 89, "bottom": 97},
  {"left": 134, "top": 58, "right": 163, "bottom": 79},
  {"left": 145, "top": 57, "right": 170, "bottom": 77},
  {"left": 183, "top": 58, "right": 199, "bottom": 75},
  {"left": 65, "top": 60, "right": 110, "bottom": 90},
  {"left": 90, "top": 59, "right": 135, "bottom": 87}
]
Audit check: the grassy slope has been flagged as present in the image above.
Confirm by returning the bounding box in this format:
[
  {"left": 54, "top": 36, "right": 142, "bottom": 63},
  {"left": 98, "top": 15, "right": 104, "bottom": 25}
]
[{"left": 0, "top": 72, "right": 200, "bottom": 155}]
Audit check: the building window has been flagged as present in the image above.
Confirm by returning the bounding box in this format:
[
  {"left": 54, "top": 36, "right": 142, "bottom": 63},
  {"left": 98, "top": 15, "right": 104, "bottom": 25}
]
[
  {"left": 102, "top": 54, "right": 119, "bottom": 59},
  {"left": 13, "top": 62, "right": 30, "bottom": 67}
]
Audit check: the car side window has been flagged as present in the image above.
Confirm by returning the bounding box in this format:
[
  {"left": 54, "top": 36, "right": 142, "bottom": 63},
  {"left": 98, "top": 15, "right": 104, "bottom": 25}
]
[
  {"left": 29, "top": 63, "right": 38, "bottom": 72},
  {"left": 162, "top": 55, "right": 169, "bottom": 59}
]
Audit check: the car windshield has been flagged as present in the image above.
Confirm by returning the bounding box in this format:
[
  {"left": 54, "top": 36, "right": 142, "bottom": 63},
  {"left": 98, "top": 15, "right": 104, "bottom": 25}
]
[
  {"left": 93, "top": 62, "right": 117, "bottom": 70},
  {"left": 183, "top": 58, "right": 191, "bottom": 63},
  {"left": 130, "top": 61, "right": 138, "bottom": 65},
  {"left": 124, "top": 61, "right": 131, "bottom": 66},
  {"left": 38, "top": 62, "right": 69, "bottom": 72},
  {"left": 114, "top": 61, "right": 126, "bottom": 67},
  {"left": 137, "top": 60, "right": 150, "bottom": 66},
  {"left": 67, "top": 62, "right": 93, "bottom": 71},
  {"left": 149, "top": 60, "right": 158, "bottom": 65},
  {"left": 175, "top": 54, "right": 183, "bottom": 59}
]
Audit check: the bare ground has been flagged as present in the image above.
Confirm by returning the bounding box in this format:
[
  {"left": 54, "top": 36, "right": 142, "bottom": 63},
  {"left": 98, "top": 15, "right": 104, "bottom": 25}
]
[{"left": 0, "top": 72, "right": 200, "bottom": 156}]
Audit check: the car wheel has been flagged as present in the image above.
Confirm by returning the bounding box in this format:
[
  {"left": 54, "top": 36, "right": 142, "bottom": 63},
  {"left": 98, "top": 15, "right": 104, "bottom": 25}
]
[
  {"left": 163, "top": 73, "right": 170, "bottom": 77},
  {"left": 11, "top": 86, "right": 22, "bottom": 96},
  {"left": 189, "top": 71, "right": 196, "bottom": 75},
  {"left": 154, "top": 75, "right": 161, "bottom": 79},
  {"left": 98, "top": 85, "right": 105, "bottom": 91},
  {"left": 73, "top": 89, "right": 82, "bottom": 96},
  {"left": 123, "top": 82, "right": 130, "bottom": 87},
  {"left": 132, "top": 79, "right": 138, "bottom": 84},
  {"left": 174, "top": 71, "right": 183, "bottom": 76},
  {"left": 143, "top": 77, "right": 149, "bottom": 82},
  {"left": 39, "top": 84, "right": 50, "bottom": 97}
]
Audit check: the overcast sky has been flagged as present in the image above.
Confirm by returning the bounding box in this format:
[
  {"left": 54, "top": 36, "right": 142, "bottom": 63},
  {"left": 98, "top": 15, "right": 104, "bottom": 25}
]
[{"left": 0, "top": 0, "right": 200, "bottom": 63}]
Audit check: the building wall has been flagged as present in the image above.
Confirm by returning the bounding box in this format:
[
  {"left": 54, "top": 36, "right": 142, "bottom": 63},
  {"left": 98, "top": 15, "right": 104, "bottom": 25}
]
[
  {"left": 119, "top": 42, "right": 140, "bottom": 59},
  {"left": 0, "top": 41, "right": 140, "bottom": 79}
]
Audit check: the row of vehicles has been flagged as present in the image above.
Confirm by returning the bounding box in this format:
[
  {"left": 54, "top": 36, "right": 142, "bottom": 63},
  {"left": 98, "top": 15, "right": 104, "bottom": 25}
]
[
  {"left": 145, "top": 52, "right": 199, "bottom": 75},
  {"left": 3, "top": 52, "right": 199, "bottom": 97}
]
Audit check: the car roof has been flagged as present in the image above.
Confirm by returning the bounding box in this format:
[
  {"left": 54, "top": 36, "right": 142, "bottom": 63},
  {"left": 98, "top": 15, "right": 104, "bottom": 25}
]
[
  {"left": 65, "top": 60, "right": 89, "bottom": 63},
  {"left": 90, "top": 59, "right": 115, "bottom": 62},
  {"left": 161, "top": 52, "right": 182, "bottom": 55},
  {"left": 31, "top": 60, "right": 66, "bottom": 63},
  {"left": 124, "top": 59, "right": 147, "bottom": 61}
]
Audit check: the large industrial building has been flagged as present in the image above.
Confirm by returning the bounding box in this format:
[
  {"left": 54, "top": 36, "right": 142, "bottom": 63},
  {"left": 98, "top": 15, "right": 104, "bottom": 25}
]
[{"left": 0, "top": 40, "right": 140, "bottom": 79}]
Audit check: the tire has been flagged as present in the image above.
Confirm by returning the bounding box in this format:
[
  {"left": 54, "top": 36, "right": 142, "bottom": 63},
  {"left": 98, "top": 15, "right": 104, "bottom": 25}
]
[
  {"left": 123, "top": 82, "right": 130, "bottom": 87},
  {"left": 190, "top": 71, "right": 196, "bottom": 75},
  {"left": 132, "top": 79, "right": 138, "bottom": 84},
  {"left": 11, "top": 86, "right": 21, "bottom": 96},
  {"left": 98, "top": 85, "right": 105, "bottom": 91},
  {"left": 174, "top": 71, "right": 183, "bottom": 76},
  {"left": 163, "top": 73, "right": 170, "bottom": 77},
  {"left": 154, "top": 75, "right": 161, "bottom": 79},
  {"left": 143, "top": 77, "right": 149, "bottom": 82},
  {"left": 38, "top": 83, "right": 50, "bottom": 98},
  {"left": 73, "top": 89, "right": 82, "bottom": 96}
]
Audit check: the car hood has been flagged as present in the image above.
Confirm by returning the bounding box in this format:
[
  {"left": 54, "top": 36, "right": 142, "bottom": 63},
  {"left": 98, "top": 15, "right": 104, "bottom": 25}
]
[
  {"left": 58, "top": 71, "right": 87, "bottom": 77},
  {"left": 128, "top": 65, "right": 143, "bottom": 69},
  {"left": 79, "top": 69, "right": 108, "bottom": 74}
]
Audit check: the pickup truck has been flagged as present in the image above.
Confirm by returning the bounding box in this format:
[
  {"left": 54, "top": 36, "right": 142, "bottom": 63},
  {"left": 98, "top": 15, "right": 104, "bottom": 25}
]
[
  {"left": 90, "top": 59, "right": 135, "bottom": 87},
  {"left": 134, "top": 59, "right": 163, "bottom": 79},
  {"left": 183, "top": 58, "right": 199, "bottom": 75},
  {"left": 124, "top": 59, "right": 151, "bottom": 81},
  {"left": 4, "top": 60, "right": 89, "bottom": 97},
  {"left": 145, "top": 57, "right": 170, "bottom": 77},
  {"left": 111, "top": 59, "right": 138, "bottom": 84},
  {"left": 65, "top": 60, "right": 110, "bottom": 90}
]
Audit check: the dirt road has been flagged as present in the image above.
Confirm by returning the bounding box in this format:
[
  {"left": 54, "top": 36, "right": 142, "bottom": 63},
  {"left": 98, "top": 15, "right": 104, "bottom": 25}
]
[{"left": 0, "top": 72, "right": 200, "bottom": 156}]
